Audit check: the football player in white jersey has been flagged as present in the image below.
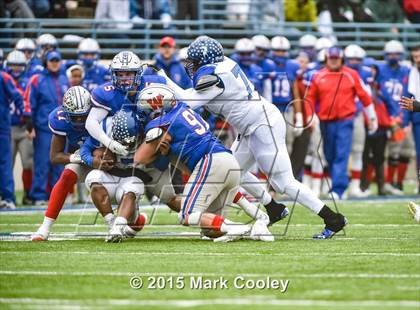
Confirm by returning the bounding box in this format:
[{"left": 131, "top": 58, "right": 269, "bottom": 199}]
[{"left": 156, "top": 36, "right": 347, "bottom": 239}]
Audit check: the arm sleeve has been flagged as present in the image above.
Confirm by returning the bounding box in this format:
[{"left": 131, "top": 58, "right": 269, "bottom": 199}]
[
  {"left": 157, "top": 69, "right": 223, "bottom": 109},
  {"left": 85, "top": 107, "right": 112, "bottom": 147},
  {"left": 23, "top": 75, "right": 38, "bottom": 116},
  {"left": 4, "top": 75, "right": 24, "bottom": 113},
  {"left": 353, "top": 72, "right": 372, "bottom": 107}
]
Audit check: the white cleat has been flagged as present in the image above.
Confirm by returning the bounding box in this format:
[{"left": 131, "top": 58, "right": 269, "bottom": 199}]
[
  {"left": 250, "top": 219, "right": 274, "bottom": 242},
  {"left": 408, "top": 202, "right": 420, "bottom": 223},
  {"left": 106, "top": 223, "right": 124, "bottom": 243},
  {"left": 383, "top": 183, "right": 404, "bottom": 196},
  {"left": 213, "top": 225, "right": 251, "bottom": 243},
  {"left": 31, "top": 226, "right": 49, "bottom": 241}
]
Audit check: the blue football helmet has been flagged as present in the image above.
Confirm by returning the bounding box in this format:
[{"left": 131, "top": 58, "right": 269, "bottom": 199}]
[
  {"left": 111, "top": 109, "right": 144, "bottom": 151},
  {"left": 185, "top": 36, "right": 224, "bottom": 77}
]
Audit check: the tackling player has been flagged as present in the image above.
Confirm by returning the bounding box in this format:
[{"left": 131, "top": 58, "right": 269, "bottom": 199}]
[
  {"left": 31, "top": 86, "right": 93, "bottom": 241},
  {"left": 135, "top": 85, "right": 272, "bottom": 242},
  {"left": 85, "top": 51, "right": 167, "bottom": 156},
  {"left": 157, "top": 36, "right": 347, "bottom": 239}
]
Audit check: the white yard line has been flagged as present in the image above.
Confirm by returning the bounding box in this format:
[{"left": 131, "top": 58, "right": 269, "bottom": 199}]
[
  {"left": 1, "top": 251, "right": 419, "bottom": 257},
  {"left": 0, "top": 270, "right": 419, "bottom": 279},
  {"left": 0, "top": 297, "right": 419, "bottom": 308}
]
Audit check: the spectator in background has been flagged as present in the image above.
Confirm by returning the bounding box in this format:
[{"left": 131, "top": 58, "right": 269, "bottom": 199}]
[
  {"left": 285, "top": 0, "right": 317, "bottom": 22},
  {"left": 151, "top": 37, "right": 191, "bottom": 90},
  {"left": 4, "top": 0, "right": 35, "bottom": 34},
  {"left": 25, "top": 0, "right": 49, "bottom": 17},
  {"left": 305, "top": 47, "right": 377, "bottom": 200},
  {"left": 403, "top": 0, "right": 420, "bottom": 25},
  {"left": 24, "top": 50, "right": 69, "bottom": 205},
  {"left": 176, "top": 0, "right": 197, "bottom": 20},
  {"left": 95, "top": 0, "right": 132, "bottom": 32},
  {"left": 365, "top": 0, "right": 405, "bottom": 33},
  {"left": 130, "top": 0, "right": 172, "bottom": 29}
]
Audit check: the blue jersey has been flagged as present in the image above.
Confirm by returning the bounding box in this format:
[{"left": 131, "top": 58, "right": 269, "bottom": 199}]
[
  {"left": 25, "top": 70, "right": 69, "bottom": 131},
  {"left": 271, "top": 59, "right": 299, "bottom": 109},
  {"left": 91, "top": 75, "right": 167, "bottom": 114},
  {"left": 145, "top": 102, "right": 228, "bottom": 172},
  {"left": 376, "top": 62, "right": 409, "bottom": 117},
  {"left": 27, "top": 57, "right": 44, "bottom": 77},
  {"left": 48, "top": 107, "right": 90, "bottom": 152},
  {"left": 0, "top": 72, "right": 24, "bottom": 132},
  {"left": 354, "top": 65, "right": 374, "bottom": 113},
  {"left": 8, "top": 74, "right": 29, "bottom": 126},
  {"left": 81, "top": 63, "right": 111, "bottom": 92}
]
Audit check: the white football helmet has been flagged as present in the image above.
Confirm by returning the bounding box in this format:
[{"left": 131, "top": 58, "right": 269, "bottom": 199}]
[
  {"left": 344, "top": 44, "right": 366, "bottom": 59},
  {"left": 178, "top": 47, "right": 189, "bottom": 61},
  {"left": 271, "top": 36, "right": 291, "bottom": 51},
  {"left": 78, "top": 38, "right": 100, "bottom": 54},
  {"left": 235, "top": 38, "right": 255, "bottom": 53},
  {"left": 299, "top": 34, "right": 317, "bottom": 48},
  {"left": 36, "top": 33, "right": 58, "bottom": 48},
  {"left": 252, "top": 35, "right": 270, "bottom": 50},
  {"left": 5, "top": 50, "right": 27, "bottom": 78},
  {"left": 62, "top": 86, "right": 91, "bottom": 127},
  {"left": 137, "top": 84, "right": 177, "bottom": 119},
  {"left": 15, "top": 38, "right": 36, "bottom": 58},
  {"left": 315, "top": 37, "right": 333, "bottom": 52},
  {"left": 110, "top": 51, "right": 142, "bottom": 91},
  {"left": 384, "top": 40, "right": 405, "bottom": 54}
]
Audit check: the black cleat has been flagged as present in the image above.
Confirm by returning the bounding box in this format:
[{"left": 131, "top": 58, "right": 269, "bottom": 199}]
[{"left": 264, "top": 200, "right": 288, "bottom": 226}]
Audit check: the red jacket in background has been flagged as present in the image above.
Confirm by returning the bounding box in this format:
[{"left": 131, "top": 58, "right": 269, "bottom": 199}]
[
  {"left": 403, "top": 0, "right": 420, "bottom": 14},
  {"left": 305, "top": 66, "right": 372, "bottom": 121}
]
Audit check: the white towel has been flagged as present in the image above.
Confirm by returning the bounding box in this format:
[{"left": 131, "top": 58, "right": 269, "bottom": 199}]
[{"left": 408, "top": 66, "right": 420, "bottom": 101}]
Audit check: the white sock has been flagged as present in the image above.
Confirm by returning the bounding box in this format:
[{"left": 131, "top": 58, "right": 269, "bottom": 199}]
[
  {"left": 241, "top": 172, "right": 272, "bottom": 205},
  {"left": 114, "top": 216, "right": 127, "bottom": 226},
  {"left": 104, "top": 213, "right": 115, "bottom": 227},
  {"left": 41, "top": 217, "right": 55, "bottom": 230},
  {"left": 237, "top": 197, "right": 269, "bottom": 222},
  {"left": 220, "top": 220, "right": 248, "bottom": 233}
]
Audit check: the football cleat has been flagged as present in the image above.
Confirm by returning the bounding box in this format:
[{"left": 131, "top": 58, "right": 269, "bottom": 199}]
[
  {"left": 213, "top": 225, "right": 251, "bottom": 243},
  {"left": 106, "top": 222, "right": 125, "bottom": 243},
  {"left": 31, "top": 226, "right": 49, "bottom": 241},
  {"left": 0, "top": 200, "right": 16, "bottom": 210},
  {"left": 250, "top": 219, "right": 274, "bottom": 242},
  {"left": 313, "top": 217, "right": 348, "bottom": 239}
]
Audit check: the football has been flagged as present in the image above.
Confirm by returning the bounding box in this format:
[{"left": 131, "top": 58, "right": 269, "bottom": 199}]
[{"left": 92, "top": 147, "right": 116, "bottom": 163}]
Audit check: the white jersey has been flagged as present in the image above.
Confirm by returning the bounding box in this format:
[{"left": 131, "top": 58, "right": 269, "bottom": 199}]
[{"left": 161, "top": 57, "right": 282, "bottom": 135}]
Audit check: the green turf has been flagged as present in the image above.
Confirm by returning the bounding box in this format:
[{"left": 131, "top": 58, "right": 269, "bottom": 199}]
[{"left": 0, "top": 200, "right": 419, "bottom": 310}]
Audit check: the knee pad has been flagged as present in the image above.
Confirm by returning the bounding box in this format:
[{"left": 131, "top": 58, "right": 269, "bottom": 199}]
[
  {"left": 85, "top": 170, "right": 107, "bottom": 191},
  {"left": 115, "top": 177, "right": 144, "bottom": 203}
]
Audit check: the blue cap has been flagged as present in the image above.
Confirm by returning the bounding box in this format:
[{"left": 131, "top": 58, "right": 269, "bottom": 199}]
[
  {"left": 326, "top": 46, "right": 343, "bottom": 58},
  {"left": 46, "top": 50, "right": 61, "bottom": 61}
]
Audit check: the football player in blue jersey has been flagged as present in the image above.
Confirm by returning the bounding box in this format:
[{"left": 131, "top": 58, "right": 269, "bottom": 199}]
[
  {"left": 31, "top": 86, "right": 93, "bottom": 241},
  {"left": 231, "top": 38, "right": 263, "bottom": 94},
  {"left": 251, "top": 35, "right": 276, "bottom": 99},
  {"left": 135, "top": 85, "right": 273, "bottom": 242},
  {"left": 344, "top": 44, "right": 374, "bottom": 198},
  {"left": 298, "top": 34, "right": 317, "bottom": 63},
  {"left": 269, "top": 36, "right": 300, "bottom": 113},
  {"left": 5, "top": 50, "right": 33, "bottom": 204},
  {"left": 377, "top": 40, "right": 411, "bottom": 195},
  {"left": 0, "top": 64, "right": 25, "bottom": 209},
  {"left": 85, "top": 51, "right": 167, "bottom": 157},
  {"left": 77, "top": 38, "right": 111, "bottom": 91},
  {"left": 15, "top": 38, "right": 43, "bottom": 77}
]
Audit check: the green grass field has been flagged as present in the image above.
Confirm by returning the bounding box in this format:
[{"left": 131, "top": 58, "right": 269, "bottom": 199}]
[{"left": 0, "top": 199, "right": 419, "bottom": 310}]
